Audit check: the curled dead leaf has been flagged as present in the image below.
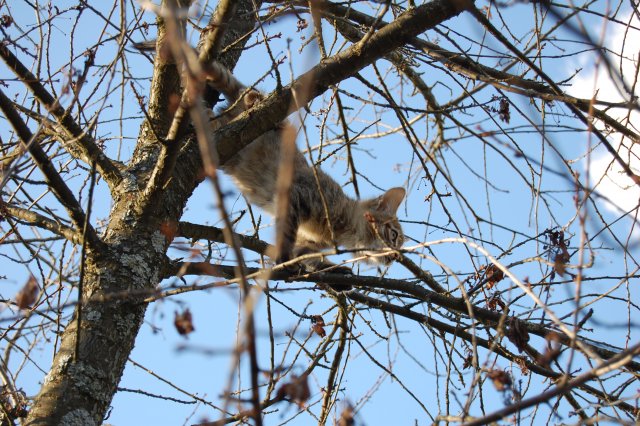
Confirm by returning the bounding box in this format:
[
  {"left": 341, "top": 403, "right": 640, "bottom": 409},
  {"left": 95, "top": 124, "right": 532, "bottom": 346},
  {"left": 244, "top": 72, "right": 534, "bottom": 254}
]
[
  {"left": 553, "top": 252, "right": 570, "bottom": 277},
  {"left": 486, "top": 368, "right": 512, "bottom": 392},
  {"left": 337, "top": 402, "right": 355, "bottom": 426},
  {"left": 514, "top": 356, "right": 530, "bottom": 376},
  {"left": 15, "top": 276, "right": 39, "bottom": 309},
  {"left": 486, "top": 294, "right": 506, "bottom": 312},
  {"left": 174, "top": 309, "right": 195, "bottom": 336},
  {"left": 0, "top": 15, "right": 13, "bottom": 28},
  {"left": 537, "top": 331, "right": 562, "bottom": 368},
  {"left": 483, "top": 264, "right": 505, "bottom": 289},
  {"left": 498, "top": 98, "right": 510, "bottom": 123},
  {"left": 276, "top": 374, "right": 310, "bottom": 408}
]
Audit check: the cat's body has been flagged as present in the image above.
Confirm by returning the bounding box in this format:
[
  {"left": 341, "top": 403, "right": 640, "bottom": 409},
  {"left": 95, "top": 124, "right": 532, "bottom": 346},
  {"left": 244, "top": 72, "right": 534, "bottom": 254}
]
[{"left": 205, "top": 62, "right": 405, "bottom": 281}]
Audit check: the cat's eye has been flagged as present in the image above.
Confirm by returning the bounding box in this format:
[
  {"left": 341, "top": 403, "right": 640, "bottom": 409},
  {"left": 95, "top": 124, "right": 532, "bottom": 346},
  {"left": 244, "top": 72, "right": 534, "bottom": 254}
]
[{"left": 390, "top": 229, "right": 399, "bottom": 243}]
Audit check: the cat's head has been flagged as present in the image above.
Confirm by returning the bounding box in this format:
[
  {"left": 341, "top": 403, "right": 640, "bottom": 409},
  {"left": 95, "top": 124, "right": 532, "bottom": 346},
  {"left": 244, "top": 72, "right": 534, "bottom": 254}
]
[{"left": 361, "top": 187, "right": 406, "bottom": 264}]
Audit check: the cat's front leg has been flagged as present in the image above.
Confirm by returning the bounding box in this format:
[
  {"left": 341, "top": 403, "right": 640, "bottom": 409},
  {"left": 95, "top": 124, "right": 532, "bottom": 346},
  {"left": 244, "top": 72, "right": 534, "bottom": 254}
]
[{"left": 274, "top": 205, "right": 299, "bottom": 265}]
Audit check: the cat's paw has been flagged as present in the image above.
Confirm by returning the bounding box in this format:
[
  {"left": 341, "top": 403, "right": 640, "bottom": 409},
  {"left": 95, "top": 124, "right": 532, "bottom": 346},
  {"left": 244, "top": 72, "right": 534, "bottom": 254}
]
[
  {"left": 321, "top": 264, "right": 353, "bottom": 292},
  {"left": 326, "top": 264, "right": 353, "bottom": 275}
]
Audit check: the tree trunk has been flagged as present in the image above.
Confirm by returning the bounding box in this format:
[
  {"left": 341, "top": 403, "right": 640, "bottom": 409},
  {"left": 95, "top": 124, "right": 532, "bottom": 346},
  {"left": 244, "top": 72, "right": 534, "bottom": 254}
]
[{"left": 24, "top": 1, "right": 259, "bottom": 423}]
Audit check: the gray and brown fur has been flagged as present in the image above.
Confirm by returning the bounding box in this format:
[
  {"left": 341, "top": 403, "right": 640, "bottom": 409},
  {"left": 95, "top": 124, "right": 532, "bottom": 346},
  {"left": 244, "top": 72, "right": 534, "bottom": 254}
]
[{"left": 206, "top": 62, "right": 405, "bottom": 286}]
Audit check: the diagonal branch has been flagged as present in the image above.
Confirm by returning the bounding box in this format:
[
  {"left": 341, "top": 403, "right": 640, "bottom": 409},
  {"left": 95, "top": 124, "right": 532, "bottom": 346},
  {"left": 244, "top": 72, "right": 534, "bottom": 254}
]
[
  {"left": 177, "top": 221, "right": 271, "bottom": 256},
  {"left": 0, "top": 89, "right": 103, "bottom": 250},
  {"left": 158, "top": 252, "right": 640, "bottom": 415},
  {"left": 3, "top": 205, "right": 82, "bottom": 244},
  {"left": 463, "top": 341, "right": 640, "bottom": 426},
  {"left": 0, "top": 44, "right": 124, "bottom": 190},
  {"left": 466, "top": 5, "right": 640, "bottom": 184},
  {"left": 348, "top": 291, "right": 640, "bottom": 418},
  {"left": 214, "top": 0, "right": 468, "bottom": 165},
  {"left": 169, "top": 215, "right": 640, "bottom": 376}
]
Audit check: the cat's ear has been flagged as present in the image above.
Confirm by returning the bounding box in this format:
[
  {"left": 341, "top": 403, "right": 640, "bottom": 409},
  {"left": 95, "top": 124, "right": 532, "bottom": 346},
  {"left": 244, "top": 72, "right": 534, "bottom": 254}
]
[{"left": 377, "top": 187, "right": 405, "bottom": 213}]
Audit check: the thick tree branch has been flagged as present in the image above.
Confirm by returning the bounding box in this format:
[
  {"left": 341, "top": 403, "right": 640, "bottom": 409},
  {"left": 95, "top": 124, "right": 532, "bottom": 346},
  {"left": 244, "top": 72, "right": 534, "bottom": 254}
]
[
  {"left": 23, "top": 2, "right": 263, "bottom": 424},
  {"left": 348, "top": 291, "right": 640, "bottom": 417},
  {"left": 3, "top": 205, "right": 82, "bottom": 244},
  {"left": 178, "top": 221, "right": 271, "bottom": 256},
  {"left": 156, "top": 257, "right": 640, "bottom": 417},
  {"left": 140, "top": 0, "right": 242, "bottom": 211},
  {"left": 322, "top": 1, "right": 640, "bottom": 144},
  {"left": 162, "top": 250, "right": 640, "bottom": 375},
  {"left": 214, "top": 0, "right": 468, "bottom": 165}
]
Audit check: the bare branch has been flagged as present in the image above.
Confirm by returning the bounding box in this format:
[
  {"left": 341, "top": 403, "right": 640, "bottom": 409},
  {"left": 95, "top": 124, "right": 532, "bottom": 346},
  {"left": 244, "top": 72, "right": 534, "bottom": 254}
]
[
  {"left": 3, "top": 205, "right": 81, "bottom": 244},
  {"left": 0, "top": 88, "right": 103, "bottom": 250},
  {"left": 0, "top": 44, "right": 124, "bottom": 190},
  {"left": 464, "top": 341, "right": 640, "bottom": 426}
]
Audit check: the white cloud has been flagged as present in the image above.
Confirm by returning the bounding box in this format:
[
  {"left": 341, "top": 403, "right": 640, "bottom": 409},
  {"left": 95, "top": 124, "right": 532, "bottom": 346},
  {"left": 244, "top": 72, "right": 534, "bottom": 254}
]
[{"left": 568, "top": 10, "right": 640, "bottom": 215}]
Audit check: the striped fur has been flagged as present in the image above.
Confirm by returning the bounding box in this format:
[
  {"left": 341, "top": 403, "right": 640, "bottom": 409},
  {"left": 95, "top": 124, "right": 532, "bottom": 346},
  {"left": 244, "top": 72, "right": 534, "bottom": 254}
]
[{"left": 206, "top": 62, "right": 405, "bottom": 283}]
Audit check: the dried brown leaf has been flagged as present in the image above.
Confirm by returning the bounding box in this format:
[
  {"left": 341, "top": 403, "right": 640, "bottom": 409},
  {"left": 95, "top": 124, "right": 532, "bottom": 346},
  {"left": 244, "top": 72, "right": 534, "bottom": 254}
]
[
  {"left": 514, "top": 356, "right": 529, "bottom": 376},
  {"left": 174, "top": 309, "right": 195, "bottom": 336},
  {"left": 15, "top": 276, "right": 39, "bottom": 309},
  {"left": 486, "top": 294, "right": 506, "bottom": 312},
  {"left": 338, "top": 403, "right": 355, "bottom": 426},
  {"left": 276, "top": 374, "right": 310, "bottom": 408},
  {"left": 537, "top": 331, "right": 562, "bottom": 368},
  {"left": 486, "top": 368, "right": 512, "bottom": 392},
  {"left": 0, "top": 15, "right": 13, "bottom": 28},
  {"left": 498, "top": 98, "right": 510, "bottom": 123},
  {"left": 310, "top": 315, "right": 326, "bottom": 338},
  {"left": 484, "top": 264, "right": 505, "bottom": 289}
]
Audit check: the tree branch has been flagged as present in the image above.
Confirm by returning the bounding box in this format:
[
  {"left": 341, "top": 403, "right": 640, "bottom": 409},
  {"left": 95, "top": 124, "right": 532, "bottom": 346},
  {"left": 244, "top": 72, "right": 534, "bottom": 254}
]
[
  {"left": 0, "top": 89, "right": 103, "bottom": 250},
  {"left": 0, "top": 44, "right": 124, "bottom": 190},
  {"left": 140, "top": 0, "right": 243, "bottom": 211},
  {"left": 323, "top": 1, "right": 640, "bottom": 144},
  {"left": 350, "top": 291, "right": 640, "bottom": 418},
  {"left": 214, "top": 0, "right": 468, "bottom": 165},
  {"left": 3, "top": 205, "right": 82, "bottom": 245},
  {"left": 178, "top": 220, "right": 271, "bottom": 256},
  {"left": 466, "top": 5, "right": 640, "bottom": 184},
  {"left": 155, "top": 258, "right": 640, "bottom": 417},
  {"left": 463, "top": 341, "right": 640, "bottom": 425},
  {"left": 162, "top": 246, "right": 640, "bottom": 375}
]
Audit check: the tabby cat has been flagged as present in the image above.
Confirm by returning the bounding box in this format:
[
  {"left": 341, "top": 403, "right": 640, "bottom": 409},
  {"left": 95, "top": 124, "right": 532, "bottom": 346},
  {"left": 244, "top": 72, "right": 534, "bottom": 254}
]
[{"left": 205, "top": 62, "right": 405, "bottom": 288}]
